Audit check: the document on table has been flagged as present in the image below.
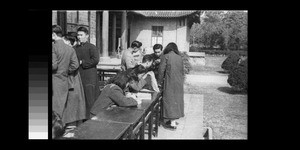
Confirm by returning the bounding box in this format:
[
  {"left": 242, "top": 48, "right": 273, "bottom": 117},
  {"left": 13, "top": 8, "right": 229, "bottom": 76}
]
[{"left": 137, "top": 92, "right": 152, "bottom": 100}]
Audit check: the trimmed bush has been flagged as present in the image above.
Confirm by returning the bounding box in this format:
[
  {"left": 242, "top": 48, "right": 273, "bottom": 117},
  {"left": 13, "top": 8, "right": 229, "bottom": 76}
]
[
  {"left": 180, "top": 52, "right": 192, "bottom": 81},
  {"left": 227, "top": 58, "right": 247, "bottom": 91},
  {"left": 189, "top": 46, "right": 247, "bottom": 56},
  {"left": 221, "top": 51, "right": 240, "bottom": 71}
]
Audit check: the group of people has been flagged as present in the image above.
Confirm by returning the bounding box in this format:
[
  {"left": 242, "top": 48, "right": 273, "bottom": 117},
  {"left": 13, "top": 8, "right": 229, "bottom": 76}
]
[{"left": 52, "top": 24, "right": 185, "bottom": 139}]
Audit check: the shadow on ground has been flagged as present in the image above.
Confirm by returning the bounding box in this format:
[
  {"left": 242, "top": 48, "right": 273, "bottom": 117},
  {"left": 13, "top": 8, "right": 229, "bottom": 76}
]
[{"left": 217, "top": 87, "right": 247, "bottom": 95}]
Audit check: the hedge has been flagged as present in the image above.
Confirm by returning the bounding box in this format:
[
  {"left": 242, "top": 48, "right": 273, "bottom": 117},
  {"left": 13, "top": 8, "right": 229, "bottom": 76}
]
[
  {"left": 227, "top": 58, "right": 248, "bottom": 91},
  {"left": 189, "top": 46, "right": 247, "bottom": 56}
]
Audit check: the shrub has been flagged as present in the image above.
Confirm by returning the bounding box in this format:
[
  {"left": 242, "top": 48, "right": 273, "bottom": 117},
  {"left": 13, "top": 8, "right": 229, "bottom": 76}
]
[
  {"left": 221, "top": 51, "right": 240, "bottom": 71},
  {"left": 227, "top": 58, "right": 247, "bottom": 91},
  {"left": 180, "top": 52, "right": 192, "bottom": 81},
  {"left": 189, "top": 46, "right": 247, "bottom": 56}
]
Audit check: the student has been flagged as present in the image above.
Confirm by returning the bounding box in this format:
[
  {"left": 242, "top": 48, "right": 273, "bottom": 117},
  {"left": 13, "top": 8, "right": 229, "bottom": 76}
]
[
  {"left": 149, "top": 44, "right": 163, "bottom": 80},
  {"left": 90, "top": 71, "right": 142, "bottom": 117},
  {"left": 52, "top": 25, "right": 79, "bottom": 125},
  {"left": 121, "top": 40, "right": 143, "bottom": 71},
  {"left": 74, "top": 27, "right": 100, "bottom": 119},
  {"left": 127, "top": 54, "right": 159, "bottom": 93},
  {"left": 158, "top": 42, "right": 184, "bottom": 130},
  {"left": 61, "top": 33, "right": 86, "bottom": 132}
]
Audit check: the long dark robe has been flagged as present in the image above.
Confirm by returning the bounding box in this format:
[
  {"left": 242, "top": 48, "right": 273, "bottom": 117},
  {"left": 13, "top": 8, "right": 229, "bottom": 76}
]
[
  {"left": 74, "top": 42, "right": 100, "bottom": 119},
  {"left": 52, "top": 39, "right": 79, "bottom": 123},
  {"left": 158, "top": 51, "right": 184, "bottom": 119},
  {"left": 62, "top": 70, "right": 86, "bottom": 124}
]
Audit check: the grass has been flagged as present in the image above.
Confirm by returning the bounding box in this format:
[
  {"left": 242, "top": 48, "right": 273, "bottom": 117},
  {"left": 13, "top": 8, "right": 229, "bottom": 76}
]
[{"left": 184, "top": 55, "right": 247, "bottom": 139}]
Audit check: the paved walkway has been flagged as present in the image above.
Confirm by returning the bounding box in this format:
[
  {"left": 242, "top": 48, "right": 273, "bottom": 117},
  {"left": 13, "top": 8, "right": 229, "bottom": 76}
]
[
  {"left": 185, "top": 74, "right": 228, "bottom": 85},
  {"left": 152, "top": 94, "right": 204, "bottom": 139}
]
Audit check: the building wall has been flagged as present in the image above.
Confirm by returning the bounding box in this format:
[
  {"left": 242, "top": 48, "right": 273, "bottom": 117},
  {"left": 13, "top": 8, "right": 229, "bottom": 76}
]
[{"left": 130, "top": 17, "right": 189, "bottom": 53}]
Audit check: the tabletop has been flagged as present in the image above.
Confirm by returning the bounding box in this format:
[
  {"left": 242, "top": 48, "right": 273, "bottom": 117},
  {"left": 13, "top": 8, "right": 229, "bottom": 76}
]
[
  {"left": 73, "top": 120, "right": 130, "bottom": 139},
  {"left": 93, "top": 107, "right": 144, "bottom": 125}
]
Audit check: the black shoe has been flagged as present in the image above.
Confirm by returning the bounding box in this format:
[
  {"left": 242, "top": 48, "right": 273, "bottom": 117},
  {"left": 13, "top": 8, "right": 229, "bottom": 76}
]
[{"left": 162, "top": 121, "right": 177, "bottom": 131}]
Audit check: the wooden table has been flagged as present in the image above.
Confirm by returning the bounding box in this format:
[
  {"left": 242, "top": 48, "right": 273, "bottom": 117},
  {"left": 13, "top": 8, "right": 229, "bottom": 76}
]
[
  {"left": 97, "top": 64, "right": 121, "bottom": 81},
  {"left": 73, "top": 120, "right": 131, "bottom": 139},
  {"left": 131, "top": 90, "right": 161, "bottom": 139},
  {"left": 92, "top": 107, "right": 145, "bottom": 139}
]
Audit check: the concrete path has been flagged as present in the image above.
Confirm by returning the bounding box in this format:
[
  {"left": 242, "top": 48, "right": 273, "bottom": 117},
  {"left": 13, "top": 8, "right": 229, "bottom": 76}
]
[
  {"left": 152, "top": 94, "right": 204, "bottom": 139},
  {"left": 185, "top": 74, "right": 228, "bottom": 85}
]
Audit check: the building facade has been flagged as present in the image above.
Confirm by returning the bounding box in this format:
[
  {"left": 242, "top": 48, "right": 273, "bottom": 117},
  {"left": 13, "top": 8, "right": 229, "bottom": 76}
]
[{"left": 52, "top": 10, "right": 200, "bottom": 62}]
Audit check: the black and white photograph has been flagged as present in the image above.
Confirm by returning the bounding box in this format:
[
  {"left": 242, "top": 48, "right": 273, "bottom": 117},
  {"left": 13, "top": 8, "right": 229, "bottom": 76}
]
[{"left": 51, "top": 10, "right": 248, "bottom": 140}]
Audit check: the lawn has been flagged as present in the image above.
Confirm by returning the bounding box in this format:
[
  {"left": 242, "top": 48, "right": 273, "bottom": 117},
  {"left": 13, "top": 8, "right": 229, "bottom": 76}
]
[{"left": 184, "top": 55, "right": 248, "bottom": 139}]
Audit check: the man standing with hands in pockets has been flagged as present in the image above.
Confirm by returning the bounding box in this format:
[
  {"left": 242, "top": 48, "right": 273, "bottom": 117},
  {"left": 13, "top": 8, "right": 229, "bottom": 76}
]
[{"left": 74, "top": 27, "right": 100, "bottom": 120}]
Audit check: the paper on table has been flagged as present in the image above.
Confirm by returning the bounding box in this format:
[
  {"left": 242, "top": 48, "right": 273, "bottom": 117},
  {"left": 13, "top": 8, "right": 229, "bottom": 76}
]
[{"left": 137, "top": 92, "right": 152, "bottom": 100}]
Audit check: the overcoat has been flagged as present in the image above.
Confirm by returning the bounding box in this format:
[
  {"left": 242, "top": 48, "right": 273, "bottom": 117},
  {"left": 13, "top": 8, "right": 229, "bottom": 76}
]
[
  {"left": 52, "top": 39, "right": 79, "bottom": 122},
  {"left": 74, "top": 42, "right": 100, "bottom": 119},
  {"left": 158, "top": 51, "right": 184, "bottom": 119},
  {"left": 62, "top": 69, "right": 86, "bottom": 124}
]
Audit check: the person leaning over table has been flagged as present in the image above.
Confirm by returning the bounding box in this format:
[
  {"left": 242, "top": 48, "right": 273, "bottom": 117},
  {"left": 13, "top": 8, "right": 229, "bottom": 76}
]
[
  {"left": 127, "top": 54, "right": 160, "bottom": 93},
  {"left": 90, "top": 70, "right": 142, "bottom": 117}
]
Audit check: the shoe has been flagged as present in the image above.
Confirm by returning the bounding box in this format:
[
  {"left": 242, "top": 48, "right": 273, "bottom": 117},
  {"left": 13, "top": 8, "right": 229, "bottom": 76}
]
[{"left": 162, "top": 121, "right": 177, "bottom": 131}]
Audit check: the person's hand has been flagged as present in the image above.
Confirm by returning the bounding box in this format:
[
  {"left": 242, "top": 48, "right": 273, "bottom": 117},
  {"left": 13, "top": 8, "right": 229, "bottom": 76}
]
[
  {"left": 135, "top": 98, "right": 142, "bottom": 105},
  {"left": 79, "top": 60, "right": 82, "bottom": 65},
  {"left": 155, "top": 59, "right": 161, "bottom": 64}
]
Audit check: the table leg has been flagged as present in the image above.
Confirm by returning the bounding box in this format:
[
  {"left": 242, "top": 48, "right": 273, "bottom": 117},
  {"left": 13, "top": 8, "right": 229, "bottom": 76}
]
[{"left": 149, "top": 110, "right": 153, "bottom": 140}]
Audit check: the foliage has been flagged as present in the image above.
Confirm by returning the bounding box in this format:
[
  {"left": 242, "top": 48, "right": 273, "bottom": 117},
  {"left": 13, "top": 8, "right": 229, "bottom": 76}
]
[
  {"left": 221, "top": 51, "right": 240, "bottom": 71},
  {"left": 189, "top": 46, "right": 247, "bottom": 56},
  {"left": 180, "top": 52, "right": 192, "bottom": 80},
  {"left": 190, "top": 11, "right": 247, "bottom": 51},
  {"left": 227, "top": 58, "right": 247, "bottom": 91}
]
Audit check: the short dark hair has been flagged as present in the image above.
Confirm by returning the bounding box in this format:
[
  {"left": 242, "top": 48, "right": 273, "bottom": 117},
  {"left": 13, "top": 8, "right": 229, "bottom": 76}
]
[
  {"left": 142, "top": 54, "right": 154, "bottom": 63},
  {"left": 77, "top": 26, "right": 89, "bottom": 35},
  {"left": 63, "top": 33, "right": 77, "bottom": 46},
  {"left": 107, "top": 71, "right": 135, "bottom": 90},
  {"left": 130, "top": 40, "right": 142, "bottom": 48},
  {"left": 153, "top": 44, "right": 163, "bottom": 51},
  {"left": 163, "top": 42, "right": 180, "bottom": 55},
  {"left": 52, "top": 25, "right": 63, "bottom": 37}
]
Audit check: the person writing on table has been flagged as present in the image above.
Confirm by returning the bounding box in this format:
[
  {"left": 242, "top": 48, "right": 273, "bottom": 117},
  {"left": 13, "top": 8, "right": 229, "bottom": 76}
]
[{"left": 90, "top": 70, "right": 142, "bottom": 117}]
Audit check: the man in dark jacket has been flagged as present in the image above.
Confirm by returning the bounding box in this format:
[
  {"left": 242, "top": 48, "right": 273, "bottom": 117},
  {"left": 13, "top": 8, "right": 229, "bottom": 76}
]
[
  {"left": 74, "top": 27, "right": 100, "bottom": 119},
  {"left": 148, "top": 44, "right": 163, "bottom": 80},
  {"left": 52, "top": 25, "right": 79, "bottom": 125}
]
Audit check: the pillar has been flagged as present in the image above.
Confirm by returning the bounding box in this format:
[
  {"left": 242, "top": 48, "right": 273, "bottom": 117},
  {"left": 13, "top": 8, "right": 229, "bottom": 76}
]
[
  {"left": 112, "top": 13, "right": 117, "bottom": 56},
  {"left": 121, "top": 10, "right": 127, "bottom": 50},
  {"left": 101, "top": 10, "right": 110, "bottom": 62}
]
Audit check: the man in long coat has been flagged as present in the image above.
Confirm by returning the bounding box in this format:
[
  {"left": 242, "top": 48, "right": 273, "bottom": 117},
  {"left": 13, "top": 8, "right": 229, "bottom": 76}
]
[
  {"left": 158, "top": 42, "right": 184, "bottom": 130},
  {"left": 52, "top": 25, "right": 79, "bottom": 125},
  {"left": 74, "top": 27, "right": 100, "bottom": 119}
]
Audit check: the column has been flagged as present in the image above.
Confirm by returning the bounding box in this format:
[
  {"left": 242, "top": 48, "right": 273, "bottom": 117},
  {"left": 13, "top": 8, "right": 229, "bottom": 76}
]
[
  {"left": 121, "top": 10, "right": 127, "bottom": 50},
  {"left": 101, "top": 10, "right": 110, "bottom": 62},
  {"left": 112, "top": 13, "right": 117, "bottom": 56},
  {"left": 96, "top": 11, "right": 101, "bottom": 58}
]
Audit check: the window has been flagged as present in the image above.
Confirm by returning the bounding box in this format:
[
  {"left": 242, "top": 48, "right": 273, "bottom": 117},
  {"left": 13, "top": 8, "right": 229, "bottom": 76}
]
[
  {"left": 66, "top": 11, "right": 90, "bottom": 41},
  {"left": 151, "top": 26, "right": 163, "bottom": 47}
]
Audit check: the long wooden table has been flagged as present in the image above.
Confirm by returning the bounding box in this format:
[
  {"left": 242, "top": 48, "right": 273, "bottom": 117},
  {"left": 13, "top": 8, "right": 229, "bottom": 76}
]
[
  {"left": 73, "top": 120, "right": 131, "bottom": 139},
  {"left": 91, "top": 106, "right": 145, "bottom": 139},
  {"left": 97, "top": 64, "right": 121, "bottom": 81},
  {"left": 72, "top": 90, "right": 162, "bottom": 140}
]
